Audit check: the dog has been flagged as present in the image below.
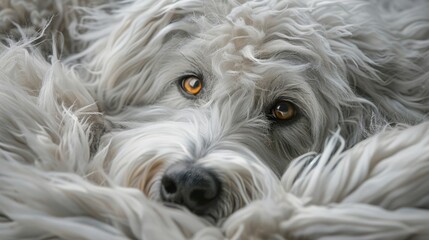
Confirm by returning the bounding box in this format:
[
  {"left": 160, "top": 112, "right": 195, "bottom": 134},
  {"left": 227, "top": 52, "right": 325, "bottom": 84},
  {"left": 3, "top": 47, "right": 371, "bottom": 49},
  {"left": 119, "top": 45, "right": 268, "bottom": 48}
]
[
  {"left": 73, "top": 0, "right": 429, "bottom": 221},
  {"left": 1, "top": 0, "right": 428, "bottom": 226}
]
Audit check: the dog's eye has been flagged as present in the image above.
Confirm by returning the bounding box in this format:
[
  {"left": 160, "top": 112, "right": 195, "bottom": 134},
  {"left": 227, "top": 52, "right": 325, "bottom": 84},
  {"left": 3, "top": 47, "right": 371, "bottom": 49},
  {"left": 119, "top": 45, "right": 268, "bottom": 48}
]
[
  {"left": 180, "top": 76, "right": 203, "bottom": 96},
  {"left": 271, "top": 101, "right": 296, "bottom": 121}
]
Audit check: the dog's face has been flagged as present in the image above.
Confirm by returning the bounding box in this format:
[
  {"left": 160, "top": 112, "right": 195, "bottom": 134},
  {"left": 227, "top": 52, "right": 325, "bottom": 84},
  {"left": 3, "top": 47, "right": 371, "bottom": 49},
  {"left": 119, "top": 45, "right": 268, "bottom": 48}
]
[
  {"left": 93, "top": 106, "right": 281, "bottom": 222},
  {"left": 85, "top": 0, "right": 385, "bottom": 221}
]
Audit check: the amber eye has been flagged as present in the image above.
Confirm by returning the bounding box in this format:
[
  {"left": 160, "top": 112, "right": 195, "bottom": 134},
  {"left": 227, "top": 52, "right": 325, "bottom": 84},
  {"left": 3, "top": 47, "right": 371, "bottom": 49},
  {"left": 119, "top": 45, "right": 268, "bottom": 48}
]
[
  {"left": 180, "top": 76, "right": 203, "bottom": 96},
  {"left": 271, "top": 101, "right": 296, "bottom": 121}
]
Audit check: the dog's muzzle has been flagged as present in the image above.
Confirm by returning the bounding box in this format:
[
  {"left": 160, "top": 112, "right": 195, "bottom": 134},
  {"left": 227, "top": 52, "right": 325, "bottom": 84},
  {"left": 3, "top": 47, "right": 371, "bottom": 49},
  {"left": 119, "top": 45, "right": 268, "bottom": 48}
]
[{"left": 160, "top": 161, "right": 221, "bottom": 215}]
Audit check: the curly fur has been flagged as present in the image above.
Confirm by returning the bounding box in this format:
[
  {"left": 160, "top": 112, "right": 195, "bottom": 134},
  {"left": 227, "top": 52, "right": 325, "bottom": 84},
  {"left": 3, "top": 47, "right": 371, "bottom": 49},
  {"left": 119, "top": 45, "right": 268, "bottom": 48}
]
[
  {"left": 0, "top": 0, "right": 428, "bottom": 239},
  {"left": 71, "top": 0, "right": 429, "bottom": 164}
]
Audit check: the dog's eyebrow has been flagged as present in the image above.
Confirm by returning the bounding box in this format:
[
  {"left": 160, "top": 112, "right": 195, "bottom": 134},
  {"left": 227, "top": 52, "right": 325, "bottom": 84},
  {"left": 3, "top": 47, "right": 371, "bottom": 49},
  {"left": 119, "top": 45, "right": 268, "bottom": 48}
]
[
  {"left": 178, "top": 51, "right": 208, "bottom": 76},
  {"left": 254, "top": 74, "right": 283, "bottom": 92}
]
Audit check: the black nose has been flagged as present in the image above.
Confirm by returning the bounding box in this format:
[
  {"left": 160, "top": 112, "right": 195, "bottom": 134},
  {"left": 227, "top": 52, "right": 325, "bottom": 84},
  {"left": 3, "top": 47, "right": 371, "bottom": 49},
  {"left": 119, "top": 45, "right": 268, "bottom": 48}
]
[{"left": 160, "top": 162, "right": 221, "bottom": 214}]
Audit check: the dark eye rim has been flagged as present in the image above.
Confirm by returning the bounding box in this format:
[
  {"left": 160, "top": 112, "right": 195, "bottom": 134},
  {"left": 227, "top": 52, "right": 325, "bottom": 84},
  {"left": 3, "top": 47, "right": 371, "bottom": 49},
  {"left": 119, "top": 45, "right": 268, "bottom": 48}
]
[
  {"left": 176, "top": 73, "right": 204, "bottom": 98},
  {"left": 267, "top": 99, "right": 300, "bottom": 124}
]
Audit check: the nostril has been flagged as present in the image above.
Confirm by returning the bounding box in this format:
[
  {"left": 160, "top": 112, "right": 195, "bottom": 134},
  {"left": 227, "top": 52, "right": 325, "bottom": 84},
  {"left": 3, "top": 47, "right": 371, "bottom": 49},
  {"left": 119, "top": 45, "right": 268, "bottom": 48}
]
[
  {"left": 162, "top": 176, "right": 177, "bottom": 194},
  {"left": 190, "top": 188, "right": 216, "bottom": 205},
  {"left": 190, "top": 189, "right": 207, "bottom": 203}
]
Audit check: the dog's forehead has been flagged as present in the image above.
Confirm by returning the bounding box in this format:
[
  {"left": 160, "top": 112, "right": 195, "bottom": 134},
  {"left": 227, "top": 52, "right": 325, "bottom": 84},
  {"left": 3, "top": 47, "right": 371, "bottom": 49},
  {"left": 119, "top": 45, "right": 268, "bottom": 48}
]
[
  {"left": 177, "top": 29, "right": 311, "bottom": 96},
  {"left": 180, "top": 2, "right": 312, "bottom": 81}
]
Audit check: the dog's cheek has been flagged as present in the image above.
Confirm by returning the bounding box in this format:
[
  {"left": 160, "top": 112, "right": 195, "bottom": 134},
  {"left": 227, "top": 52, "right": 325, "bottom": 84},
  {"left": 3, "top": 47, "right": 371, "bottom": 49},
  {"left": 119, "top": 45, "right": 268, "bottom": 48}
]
[
  {"left": 155, "top": 88, "right": 201, "bottom": 109},
  {"left": 270, "top": 119, "right": 314, "bottom": 164}
]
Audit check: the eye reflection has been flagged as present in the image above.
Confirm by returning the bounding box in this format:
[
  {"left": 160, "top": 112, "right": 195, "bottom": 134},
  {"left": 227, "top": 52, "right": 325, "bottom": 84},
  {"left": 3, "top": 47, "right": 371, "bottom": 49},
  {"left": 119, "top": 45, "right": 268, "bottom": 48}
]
[{"left": 271, "top": 101, "right": 296, "bottom": 121}]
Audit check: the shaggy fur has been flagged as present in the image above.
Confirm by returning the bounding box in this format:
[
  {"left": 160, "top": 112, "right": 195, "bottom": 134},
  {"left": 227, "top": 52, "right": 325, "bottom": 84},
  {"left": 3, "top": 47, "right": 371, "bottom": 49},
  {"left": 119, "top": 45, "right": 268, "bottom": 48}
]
[
  {"left": 0, "top": 0, "right": 112, "bottom": 57},
  {"left": 0, "top": 0, "right": 429, "bottom": 239},
  {"left": 68, "top": 0, "right": 429, "bottom": 169}
]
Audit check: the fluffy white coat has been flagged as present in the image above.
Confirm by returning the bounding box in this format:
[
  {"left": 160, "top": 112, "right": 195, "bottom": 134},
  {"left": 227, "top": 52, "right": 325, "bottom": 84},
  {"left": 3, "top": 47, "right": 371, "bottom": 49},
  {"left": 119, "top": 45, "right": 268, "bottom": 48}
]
[{"left": 0, "top": 0, "right": 429, "bottom": 239}]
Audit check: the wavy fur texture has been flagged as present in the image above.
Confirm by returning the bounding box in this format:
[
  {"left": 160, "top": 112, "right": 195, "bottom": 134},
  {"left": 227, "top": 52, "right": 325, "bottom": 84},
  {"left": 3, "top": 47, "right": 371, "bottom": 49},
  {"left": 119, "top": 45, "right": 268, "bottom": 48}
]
[{"left": 0, "top": 0, "right": 428, "bottom": 239}]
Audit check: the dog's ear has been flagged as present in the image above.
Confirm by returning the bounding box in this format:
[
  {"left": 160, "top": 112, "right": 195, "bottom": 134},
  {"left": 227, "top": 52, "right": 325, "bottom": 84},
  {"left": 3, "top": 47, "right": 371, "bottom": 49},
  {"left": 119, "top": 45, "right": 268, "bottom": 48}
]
[{"left": 73, "top": 0, "right": 205, "bottom": 113}]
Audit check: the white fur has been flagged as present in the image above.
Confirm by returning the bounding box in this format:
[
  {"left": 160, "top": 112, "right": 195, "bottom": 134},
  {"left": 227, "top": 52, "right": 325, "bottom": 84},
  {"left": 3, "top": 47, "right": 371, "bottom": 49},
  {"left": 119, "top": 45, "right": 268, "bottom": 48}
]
[
  {"left": 225, "top": 122, "right": 429, "bottom": 239},
  {"left": 70, "top": 0, "right": 429, "bottom": 167},
  {"left": 0, "top": 0, "right": 429, "bottom": 239}
]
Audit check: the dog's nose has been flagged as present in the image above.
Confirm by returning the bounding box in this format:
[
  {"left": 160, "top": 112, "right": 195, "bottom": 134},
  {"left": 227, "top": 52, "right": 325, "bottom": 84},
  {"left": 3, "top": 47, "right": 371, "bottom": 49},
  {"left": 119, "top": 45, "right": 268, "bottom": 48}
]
[{"left": 160, "top": 162, "right": 220, "bottom": 214}]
